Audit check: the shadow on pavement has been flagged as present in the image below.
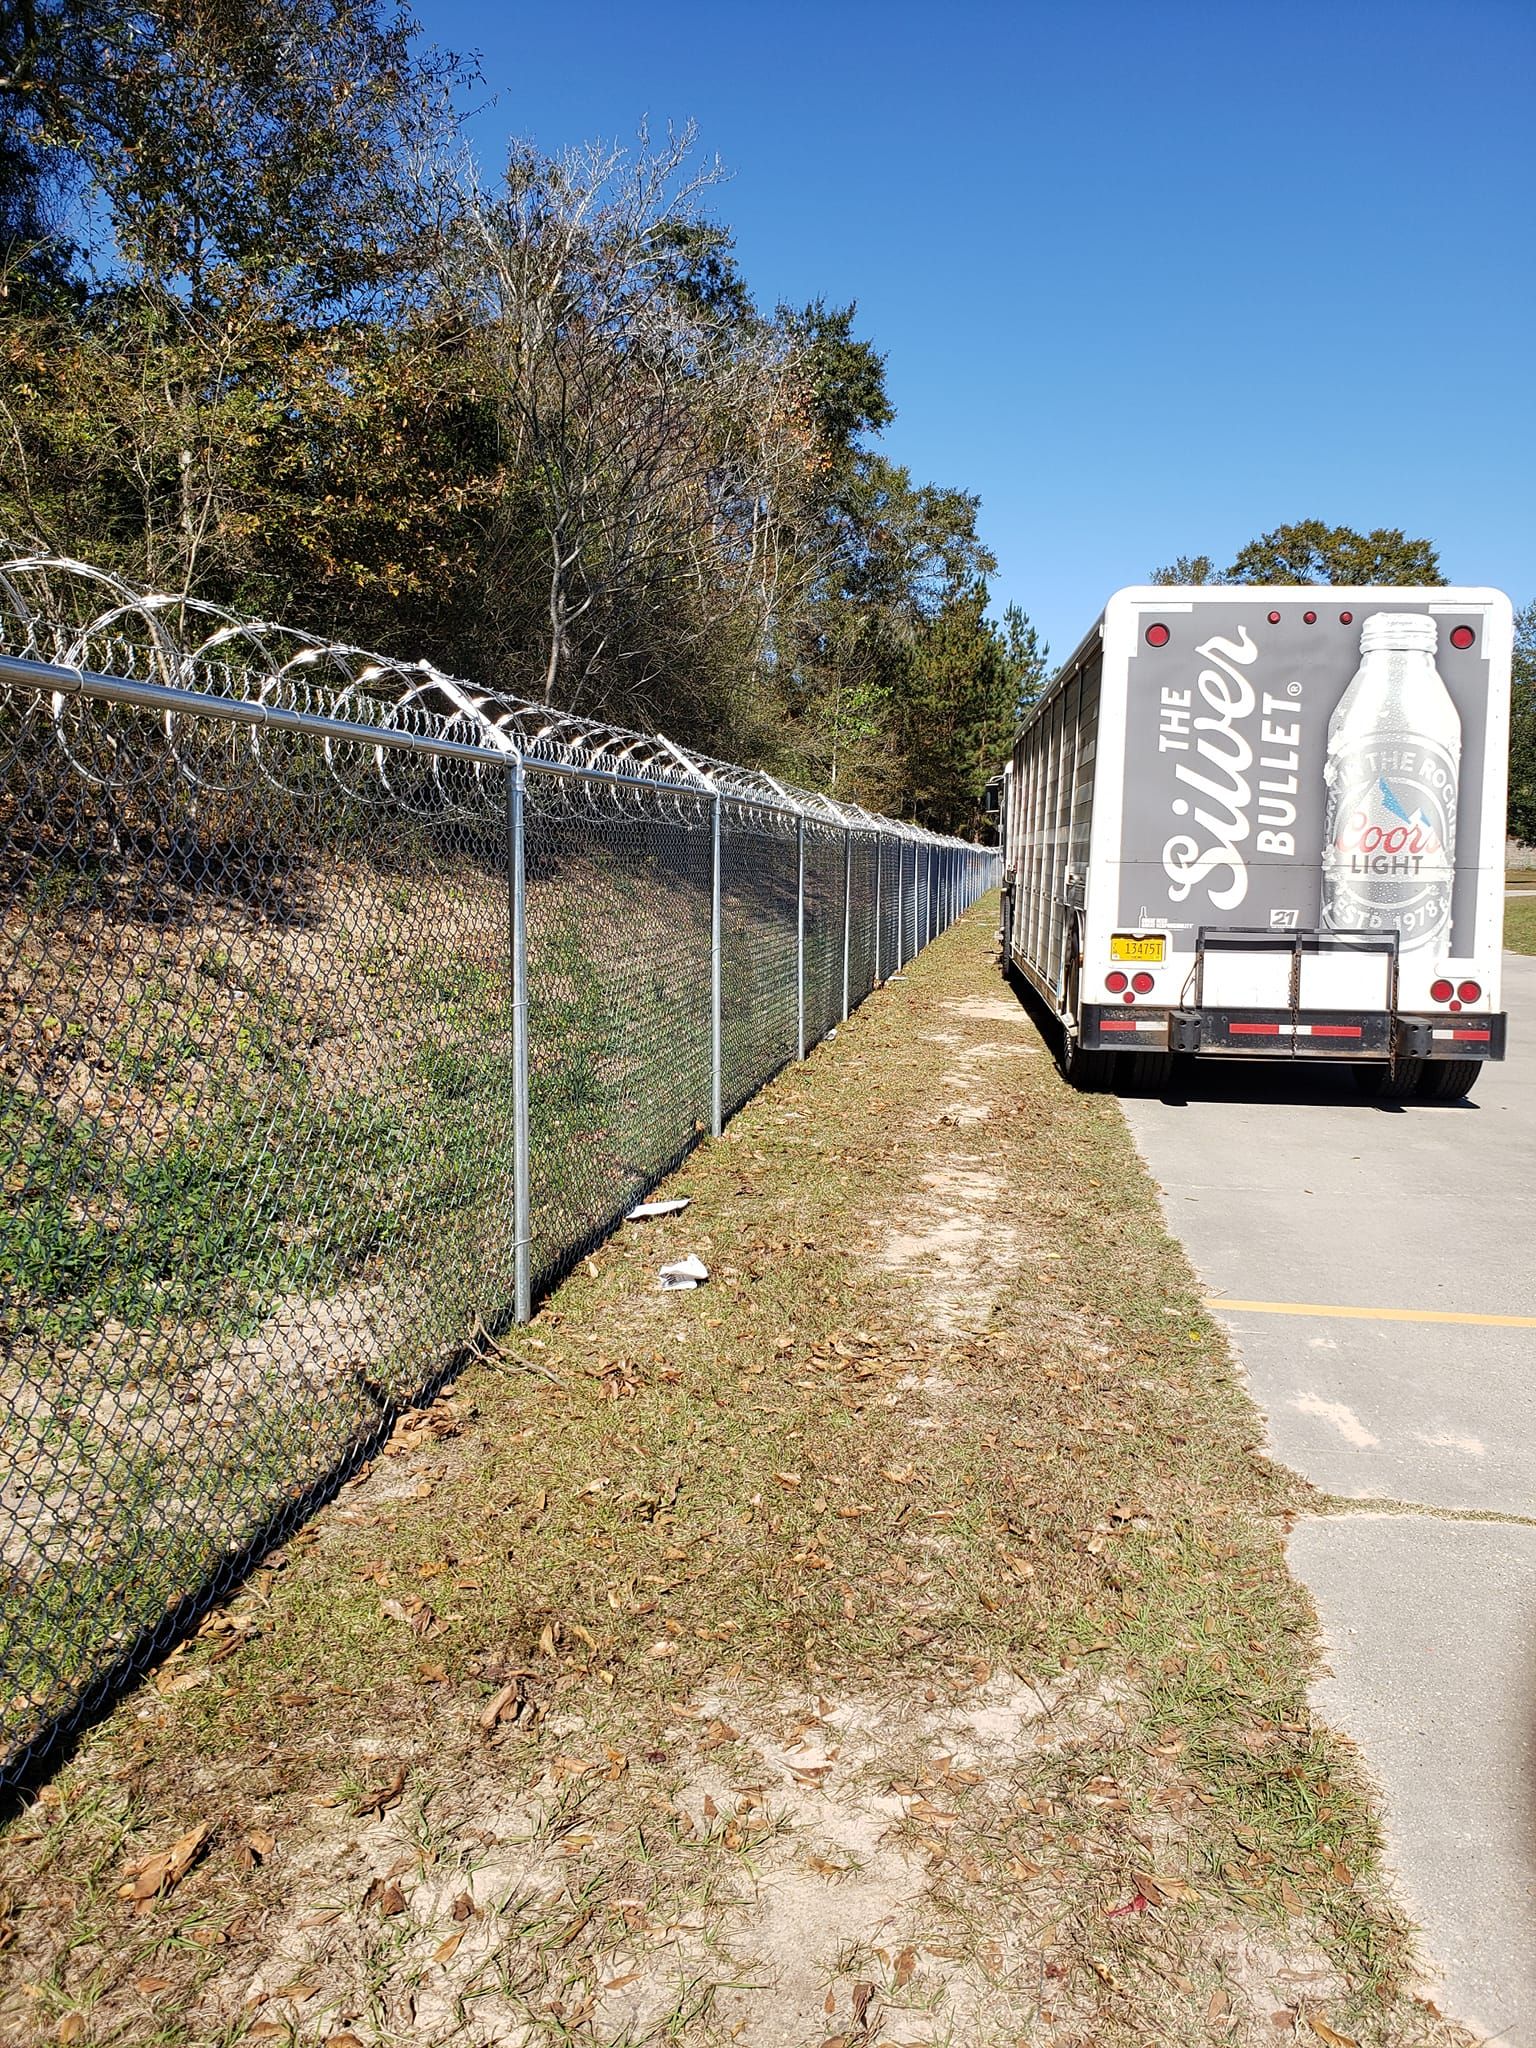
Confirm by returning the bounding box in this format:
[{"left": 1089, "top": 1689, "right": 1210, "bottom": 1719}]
[{"left": 1126, "top": 1057, "right": 1481, "bottom": 1112}]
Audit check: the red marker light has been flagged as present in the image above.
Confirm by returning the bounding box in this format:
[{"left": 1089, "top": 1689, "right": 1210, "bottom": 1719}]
[
  {"left": 1430, "top": 978, "right": 1454, "bottom": 1002},
  {"left": 1267, "top": 611, "right": 1281, "bottom": 624},
  {"left": 1449, "top": 1000, "right": 1462, "bottom": 1013},
  {"left": 1339, "top": 610, "right": 1353, "bottom": 624},
  {"left": 1131, "top": 971, "right": 1155, "bottom": 995},
  {"left": 1105, "top": 970, "right": 1128, "bottom": 994},
  {"left": 1450, "top": 625, "right": 1476, "bottom": 650},
  {"left": 1145, "top": 623, "right": 1170, "bottom": 647},
  {"left": 1457, "top": 980, "right": 1482, "bottom": 1003},
  {"left": 1303, "top": 610, "right": 1317, "bottom": 624},
  {"left": 1124, "top": 990, "right": 1137, "bottom": 1004}
]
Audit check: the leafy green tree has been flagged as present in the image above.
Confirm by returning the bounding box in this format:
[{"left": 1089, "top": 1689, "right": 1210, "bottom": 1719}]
[
  {"left": 1150, "top": 554, "right": 1216, "bottom": 586},
  {"left": 1227, "top": 521, "right": 1442, "bottom": 585},
  {"left": 1000, "top": 603, "right": 1050, "bottom": 716},
  {"left": 1510, "top": 602, "right": 1536, "bottom": 848},
  {"left": 2, "top": 0, "right": 464, "bottom": 317},
  {"left": 1153, "top": 522, "right": 1442, "bottom": 587},
  {"left": 779, "top": 299, "right": 894, "bottom": 466},
  {"left": 0, "top": 24, "right": 1014, "bottom": 825}
]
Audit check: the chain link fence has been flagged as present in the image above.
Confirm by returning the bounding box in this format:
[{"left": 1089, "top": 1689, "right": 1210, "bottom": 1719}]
[{"left": 0, "top": 552, "right": 998, "bottom": 1782}]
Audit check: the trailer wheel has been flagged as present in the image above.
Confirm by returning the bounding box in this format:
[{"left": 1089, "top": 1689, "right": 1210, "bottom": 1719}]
[
  {"left": 1111, "top": 1050, "right": 1173, "bottom": 1096},
  {"left": 1128, "top": 1050, "right": 1173, "bottom": 1094},
  {"left": 1060, "top": 1032, "right": 1110, "bottom": 1091},
  {"left": 1414, "top": 1060, "right": 1482, "bottom": 1102},
  {"left": 1353, "top": 1058, "right": 1424, "bottom": 1101}
]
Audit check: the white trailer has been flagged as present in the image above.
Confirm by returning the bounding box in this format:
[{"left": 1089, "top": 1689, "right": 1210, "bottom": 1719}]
[{"left": 999, "top": 585, "right": 1513, "bottom": 1099}]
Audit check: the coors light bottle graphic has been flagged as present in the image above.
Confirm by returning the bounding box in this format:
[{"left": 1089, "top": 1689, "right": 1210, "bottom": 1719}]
[{"left": 1321, "top": 612, "right": 1460, "bottom": 951}]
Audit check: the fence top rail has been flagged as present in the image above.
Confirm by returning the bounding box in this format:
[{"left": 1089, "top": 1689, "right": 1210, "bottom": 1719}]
[{"left": 0, "top": 548, "right": 984, "bottom": 850}]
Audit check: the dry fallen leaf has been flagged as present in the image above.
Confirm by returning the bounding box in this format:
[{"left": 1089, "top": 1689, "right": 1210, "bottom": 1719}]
[
  {"left": 851, "top": 1981, "right": 875, "bottom": 2026},
  {"left": 894, "top": 1945, "right": 917, "bottom": 1988},
  {"left": 56, "top": 2016, "right": 85, "bottom": 2045},
  {"left": 478, "top": 1680, "right": 521, "bottom": 1738},
  {"left": 354, "top": 1764, "right": 406, "bottom": 1819},
  {"left": 118, "top": 1821, "right": 211, "bottom": 1910},
  {"left": 433, "top": 1930, "right": 466, "bottom": 1963},
  {"left": 134, "top": 1976, "right": 173, "bottom": 1997},
  {"left": 1307, "top": 2020, "right": 1359, "bottom": 2048},
  {"left": 269, "top": 1981, "right": 319, "bottom": 2003},
  {"left": 155, "top": 1666, "right": 209, "bottom": 1698}
]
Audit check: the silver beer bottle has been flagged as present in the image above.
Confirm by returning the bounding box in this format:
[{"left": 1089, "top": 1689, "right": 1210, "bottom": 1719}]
[{"left": 1320, "top": 612, "right": 1460, "bottom": 952}]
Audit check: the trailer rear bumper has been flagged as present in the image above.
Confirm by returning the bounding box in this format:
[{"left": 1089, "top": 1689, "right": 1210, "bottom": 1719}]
[{"left": 1083, "top": 1006, "right": 1507, "bottom": 1061}]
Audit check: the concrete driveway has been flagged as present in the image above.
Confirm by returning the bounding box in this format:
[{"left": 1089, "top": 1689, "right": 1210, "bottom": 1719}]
[{"left": 1119, "top": 951, "right": 1536, "bottom": 2047}]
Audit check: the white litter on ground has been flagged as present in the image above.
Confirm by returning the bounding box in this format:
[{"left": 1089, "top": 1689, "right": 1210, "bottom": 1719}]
[
  {"left": 625, "top": 1197, "right": 691, "bottom": 1221},
  {"left": 657, "top": 1254, "right": 709, "bottom": 1292}
]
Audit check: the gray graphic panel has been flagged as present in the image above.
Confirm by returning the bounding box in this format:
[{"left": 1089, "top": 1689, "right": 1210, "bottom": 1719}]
[{"left": 1117, "top": 601, "right": 1492, "bottom": 956}]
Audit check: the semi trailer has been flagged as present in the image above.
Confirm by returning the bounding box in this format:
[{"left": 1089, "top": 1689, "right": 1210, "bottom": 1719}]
[{"left": 998, "top": 585, "right": 1513, "bottom": 1099}]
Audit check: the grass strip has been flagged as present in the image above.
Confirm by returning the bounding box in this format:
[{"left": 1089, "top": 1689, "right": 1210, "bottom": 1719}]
[{"left": 0, "top": 901, "right": 1471, "bottom": 2048}]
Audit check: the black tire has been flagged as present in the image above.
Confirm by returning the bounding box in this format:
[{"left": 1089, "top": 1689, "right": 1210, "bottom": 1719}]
[
  {"left": 1353, "top": 1058, "right": 1424, "bottom": 1101},
  {"left": 1059, "top": 1030, "right": 1111, "bottom": 1091},
  {"left": 1415, "top": 1059, "right": 1482, "bottom": 1102},
  {"left": 1114, "top": 1049, "right": 1174, "bottom": 1096}
]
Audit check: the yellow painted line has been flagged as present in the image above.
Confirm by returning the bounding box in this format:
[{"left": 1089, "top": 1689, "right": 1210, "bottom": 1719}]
[{"left": 1204, "top": 1297, "right": 1536, "bottom": 1330}]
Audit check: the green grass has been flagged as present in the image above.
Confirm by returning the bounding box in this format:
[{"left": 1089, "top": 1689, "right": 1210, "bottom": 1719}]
[{"left": 1505, "top": 896, "right": 1536, "bottom": 954}]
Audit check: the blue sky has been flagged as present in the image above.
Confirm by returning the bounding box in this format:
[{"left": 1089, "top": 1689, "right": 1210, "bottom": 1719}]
[{"left": 420, "top": 0, "right": 1535, "bottom": 659}]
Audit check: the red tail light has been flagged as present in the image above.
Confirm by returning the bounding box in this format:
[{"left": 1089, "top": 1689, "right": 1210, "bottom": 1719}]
[
  {"left": 1105, "top": 970, "right": 1128, "bottom": 994},
  {"left": 1450, "top": 625, "right": 1476, "bottom": 650},
  {"left": 1145, "top": 623, "right": 1170, "bottom": 647},
  {"left": 1457, "top": 980, "right": 1482, "bottom": 1003},
  {"left": 1131, "top": 971, "right": 1155, "bottom": 994},
  {"left": 1430, "top": 978, "right": 1454, "bottom": 1002}
]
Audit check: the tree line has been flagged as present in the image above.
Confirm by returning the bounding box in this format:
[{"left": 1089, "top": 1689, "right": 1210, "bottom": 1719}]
[
  {"left": 0, "top": 0, "right": 1044, "bottom": 831},
  {"left": 1154, "top": 520, "right": 1535, "bottom": 847}
]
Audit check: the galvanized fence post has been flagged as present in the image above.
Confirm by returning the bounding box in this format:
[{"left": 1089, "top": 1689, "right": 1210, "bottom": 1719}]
[
  {"left": 509, "top": 757, "right": 532, "bottom": 1326},
  {"left": 796, "top": 813, "right": 806, "bottom": 1060},
  {"left": 841, "top": 826, "right": 852, "bottom": 1022},
  {"left": 711, "top": 790, "right": 723, "bottom": 1137},
  {"left": 873, "top": 830, "right": 883, "bottom": 985}
]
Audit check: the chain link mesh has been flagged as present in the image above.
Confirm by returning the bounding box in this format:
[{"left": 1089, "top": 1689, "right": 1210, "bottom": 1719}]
[
  {"left": 0, "top": 551, "right": 998, "bottom": 1782},
  {"left": 525, "top": 775, "right": 713, "bottom": 1296},
  {"left": 719, "top": 802, "right": 800, "bottom": 1121}
]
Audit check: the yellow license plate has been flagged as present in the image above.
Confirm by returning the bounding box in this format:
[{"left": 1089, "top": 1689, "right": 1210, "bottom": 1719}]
[{"left": 1110, "top": 933, "right": 1166, "bottom": 964}]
